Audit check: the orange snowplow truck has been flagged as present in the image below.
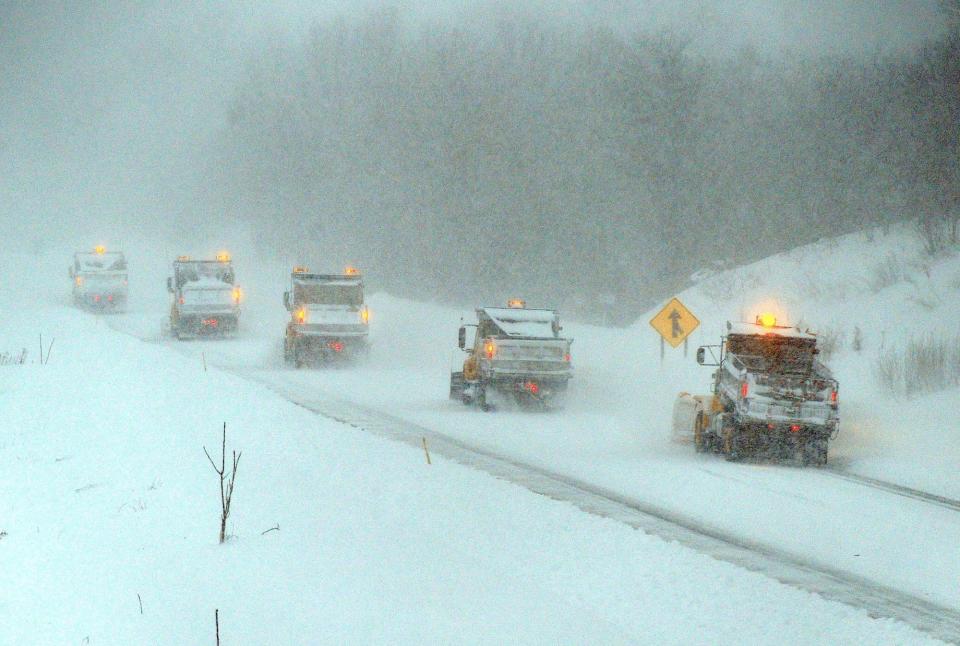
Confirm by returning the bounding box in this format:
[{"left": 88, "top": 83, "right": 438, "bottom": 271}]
[{"left": 676, "top": 314, "right": 839, "bottom": 465}]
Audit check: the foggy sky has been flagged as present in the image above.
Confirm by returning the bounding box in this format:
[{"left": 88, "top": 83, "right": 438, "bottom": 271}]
[{"left": 0, "top": 1, "right": 945, "bottom": 249}]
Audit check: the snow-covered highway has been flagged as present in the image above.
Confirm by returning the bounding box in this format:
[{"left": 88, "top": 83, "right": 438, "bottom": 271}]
[{"left": 4, "top": 230, "right": 959, "bottom": 644}]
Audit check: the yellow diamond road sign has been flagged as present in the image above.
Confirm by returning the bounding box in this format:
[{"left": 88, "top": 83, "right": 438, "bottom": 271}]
[{"left": 650, "top": 297, "right": 699, "bottom": 348}]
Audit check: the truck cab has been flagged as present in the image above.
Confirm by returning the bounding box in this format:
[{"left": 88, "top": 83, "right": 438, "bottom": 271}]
[
  {"left": 450, "top": 299, "right": 573, "bottom": 410},
  {"left": 167, "top": 253, "right": 240, "bottom": 338},
  {"left": 283, "top": 266, "right": 369, "bottom": 367},
  {"left": 69, "top": 246, "right": 128, "bottom": 311}
]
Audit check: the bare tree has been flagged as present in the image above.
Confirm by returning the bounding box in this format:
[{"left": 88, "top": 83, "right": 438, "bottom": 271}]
[
  {"left": 206, "top": 11, "right": 958, "bottom": 319},
  {"left": 204, "top": 423, "right": 241, "bottom": 544}
]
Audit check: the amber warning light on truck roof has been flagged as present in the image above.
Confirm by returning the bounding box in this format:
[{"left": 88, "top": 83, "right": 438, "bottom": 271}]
[
  {"left": 293, "top": 266, "right": 309, "bottom": 274},
  {"left": 507, "top": 298, "right": 526, "bottom": 309},
  {"left": 94, "top": 245, "right": 106, "bottom": 255},
  {"left": 344, "top": 266, "right": 360, "bottom": 276},
  {"left": 177, "top": 255, "right": 191, "bottom": 262},
  {"left": 757, "top": 313, "right": 777, "bottom": 328},
  {"left": 216, "top": 251, "right": 231, "bottom": 263}
]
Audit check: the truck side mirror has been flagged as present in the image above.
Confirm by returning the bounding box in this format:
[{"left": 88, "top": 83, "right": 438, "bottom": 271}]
[
  {"left": 283, "top": 291, "right": 291, "bottom": 311},
  {"left": 696, "top": 347, "right": 705, "bottom": 365},
  {"left": 458, "top": 326, "right": 466, "bottom": 350},
  {"left": 166, "top": 277, "right": 173, "bottom": 293}
]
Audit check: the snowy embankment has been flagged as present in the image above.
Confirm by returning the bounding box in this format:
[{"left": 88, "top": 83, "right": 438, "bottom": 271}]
[{"left": 0, "top": 228, "right": 955, "bottom": 643}]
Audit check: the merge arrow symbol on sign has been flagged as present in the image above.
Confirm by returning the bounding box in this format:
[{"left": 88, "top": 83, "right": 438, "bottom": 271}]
[{"left": 669, "top": 309, "right": 682, "bottom": 338}]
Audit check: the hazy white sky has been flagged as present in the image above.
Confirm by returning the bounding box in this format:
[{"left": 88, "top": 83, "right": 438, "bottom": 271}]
[{"left": 0, "top": 1, "right": 945, "bottom": 244}]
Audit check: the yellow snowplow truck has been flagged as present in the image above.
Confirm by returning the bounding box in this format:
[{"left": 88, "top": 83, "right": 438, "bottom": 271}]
[
  {"left": 677, "top": 314, "right": 839, "bottom": 465},
  {"left": 449, "top": 300, "right": 573, "bottom": 411},
  {"left": 69, "top": 246, "right": 128, "bottom": 312},
  {"left": 167, "top": 253, "right": 241, "bottom": 338},
  {"left": 283, "top": 267, "right": 369, "bottom": 367}
]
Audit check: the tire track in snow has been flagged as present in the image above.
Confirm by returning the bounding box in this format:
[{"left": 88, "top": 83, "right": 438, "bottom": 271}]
[{"left": 817, "top": 468, "right": 960, "bottom": 514}]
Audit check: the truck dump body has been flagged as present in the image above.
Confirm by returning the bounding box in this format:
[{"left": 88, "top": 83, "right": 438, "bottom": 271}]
[
  {"left": 451, "top": 304, "right": 573, "bottom": 410},
  {"left": 477, "top": 307, "right": 573, "bottom": 382},
  {"left": 721, "top": 325, "right": 838, "bottom": 433},
  {"left": 284, "top": 272, "right": 369, "bottom": 366},
  {"left": 168, "top": 259, "right": 240, "bottom": 338},
  {"left": 71, "top": 251, "right": 128, "bottom": 311}
]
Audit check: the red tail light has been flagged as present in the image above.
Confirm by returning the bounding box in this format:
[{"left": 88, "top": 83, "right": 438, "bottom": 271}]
[
  {"left": 790, "top": 424, "right": 801, "bottom": 432},
  {"left": 328, "top": 341, "right": 344, "bottom": 353},
  {"left": 740, "top": 382, "right": 748, "bottom": 398},
  {"left": 564, "top": 353, "right": 571, "bottom": 362},
  {"left": 525, "top": 381, "right": 539, "bottom": 394},
  {"left": 831, "top": 390, "right": 838, "bottom": 403},
  {"left": 484, "top": 340, "right": 496, "bottom": 360},
  {"left": 179, "top": 297, "right": 185, "bottom": 305},
  {"left": 94, "top": 294, "right": 101, "bottom": 302},
  {"left": 107, "top": 295, "right": 113, "bottom": 302}
]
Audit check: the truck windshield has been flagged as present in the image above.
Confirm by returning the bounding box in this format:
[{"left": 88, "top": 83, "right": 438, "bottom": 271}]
[
  {"left": 77, "top": 252, "right": 126, "bottom": 272},
  {"left": 726, "top": 335, "right": 816, "bottom": 373},
  {"left": 176, "top": 262, "right": 234, "bottom": 286},
  {"left": 294, "top": 283, "right": 363, "bottom": 306},
  {"left": 182, "top": 289, "right": 235, "bottom": 306}
]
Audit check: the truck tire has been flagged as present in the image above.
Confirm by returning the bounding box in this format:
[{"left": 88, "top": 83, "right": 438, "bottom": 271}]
[
  {"left": 694, "top": 412, "right": 708, "bottom": 453},
  {"left": 802, "top": 438, "right": 828, "bottom": 466},
  {"left": 477, "top": 386, "right": 493, "bottom": 412},
  {"left": 449, "top": 372, "right": 465, "bottom": 400},
  {"left": 293, "top": 340, "right": 306, "bottom": 369},
  {"left": 724, "top": 424, "right": 745, "bottom": 462}
]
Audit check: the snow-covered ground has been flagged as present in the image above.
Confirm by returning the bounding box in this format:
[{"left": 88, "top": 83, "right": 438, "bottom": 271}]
[{"left": 1, "top": 227, "right": 958, "bottom": 643}]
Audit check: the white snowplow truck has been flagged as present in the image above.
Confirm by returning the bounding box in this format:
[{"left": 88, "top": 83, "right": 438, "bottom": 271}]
[
  {"left": 283, "top": 267, "right": 369, "bottom": 367},
  {"left": 450, "top": 300, "right": 573, "bottom": 411},
  {"left": 678, "top": 315, "right": 839, "bottom": 465},
  {"left": 166, "top": 254, "right": 241, "bottom": 338},
  {"left": 69, "top": 246, "right": 128, "bottom": 311}
]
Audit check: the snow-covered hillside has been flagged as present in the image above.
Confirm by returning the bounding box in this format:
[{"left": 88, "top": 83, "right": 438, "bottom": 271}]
[
  {"left": 1, "top": 226, "right": 958, "bottom": 644},
  {"left": 669, "top": 227, "right": 960, "bottom": 494}
]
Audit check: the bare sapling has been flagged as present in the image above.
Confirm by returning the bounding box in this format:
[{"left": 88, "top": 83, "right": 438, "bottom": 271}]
[{"left": 204, "top": 423, "right": 242, "bottom": 544}]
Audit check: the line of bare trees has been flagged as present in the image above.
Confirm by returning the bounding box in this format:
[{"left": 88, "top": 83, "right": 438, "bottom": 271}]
[{"left": 197, "top": 6, "right": 958, "bottom": 321}]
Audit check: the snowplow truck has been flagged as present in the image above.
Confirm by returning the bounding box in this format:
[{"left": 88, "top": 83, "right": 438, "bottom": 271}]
[
  {"left": 679, "top": 315, "right": 839, "bottom": 465},
  {"left": 69, "top": 246, "right": 128, "bottom": 311},
  {"left": 166, "top": 254, "right": 240, "bottom": 338},
  {"left": 450, "top": 300, "right": 573, "bottom": 410},
  {"left": 283, "top": 267, "right": 369, "bottom": 367}
]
